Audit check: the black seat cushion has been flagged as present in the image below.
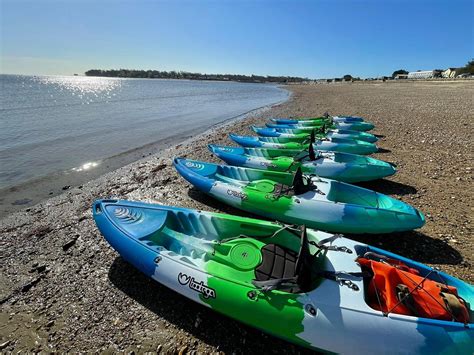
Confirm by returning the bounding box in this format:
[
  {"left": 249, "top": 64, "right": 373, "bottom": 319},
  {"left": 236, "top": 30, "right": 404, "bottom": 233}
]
[{"left": 255, "top": 244, "right": 297, "bottom": 281}]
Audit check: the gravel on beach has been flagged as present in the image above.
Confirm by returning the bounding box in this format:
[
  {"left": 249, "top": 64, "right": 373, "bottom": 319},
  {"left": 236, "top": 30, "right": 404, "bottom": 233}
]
[{"left": 0, "top": 81, "right": 473, "bottom": 353}]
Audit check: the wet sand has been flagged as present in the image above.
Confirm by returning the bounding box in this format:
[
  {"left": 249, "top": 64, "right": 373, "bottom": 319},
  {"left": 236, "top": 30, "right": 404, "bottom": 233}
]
[{"left": 1, "top": 81, "right": 473, "bottom": 353}]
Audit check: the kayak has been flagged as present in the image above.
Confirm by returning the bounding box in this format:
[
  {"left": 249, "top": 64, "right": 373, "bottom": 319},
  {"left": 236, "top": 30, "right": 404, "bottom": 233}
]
[
  {"left": 173, "top": 158, "right": 425, "bottom": 234},
  {"left": 251, "top": 126, "right": 378, "bottom": 143},
  {"left": 263, "top": 124, "right": 378, "bottom": 143},
  {"left": 208, "top": 144, "right": 396, "bottom": 183},
  {"left": 273, "top": 115, "right": 365, "bottom": 124},
  {"left": 270, "top": 118, "right": 375, "bottom": 131},
  {"left": 230, "top": 134, "right": 379, "bottom": 155},
  {"left": 93, "top": 199, "right": 473, "bottom": 354},
  {"left": 333, "top": 115, "right": 365, "bottom": 122}
]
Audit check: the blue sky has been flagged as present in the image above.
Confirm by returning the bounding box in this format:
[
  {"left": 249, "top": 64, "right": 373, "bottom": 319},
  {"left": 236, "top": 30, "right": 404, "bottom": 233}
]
[{"left": 1, "top": 0, "right": 473, "bottom": 78}]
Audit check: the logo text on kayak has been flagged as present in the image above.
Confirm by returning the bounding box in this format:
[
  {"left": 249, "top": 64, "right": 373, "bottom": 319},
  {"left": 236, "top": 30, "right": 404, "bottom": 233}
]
[
  {"left": 227, "top": 189, "right": 248, "bottom": 200},
  {"left": 178, "top": 273, "right": 216, "bottom": 299}
]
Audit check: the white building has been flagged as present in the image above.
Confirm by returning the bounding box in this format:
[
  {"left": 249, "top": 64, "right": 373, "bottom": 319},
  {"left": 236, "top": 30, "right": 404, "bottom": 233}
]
[
  {"left": 407, "top": 70, "right": 437, "bottom": 79},
  {"left": 407, "top": 70, "right": 442, "bottom": 79},
  {"left": 394, "top": 74, "right": 408, "bottom": 79},
  {"left": 442, "top": 68, "right": 458, "bottom": 78}
]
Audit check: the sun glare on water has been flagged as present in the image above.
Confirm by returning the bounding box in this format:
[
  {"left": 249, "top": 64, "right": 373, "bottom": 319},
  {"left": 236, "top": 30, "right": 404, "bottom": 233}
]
[
  {"left": 72, "top": 161, "right": 100, "bottom": 172},
  {"left": 34, "top": 75, "right": 122, "bottom": 103}
]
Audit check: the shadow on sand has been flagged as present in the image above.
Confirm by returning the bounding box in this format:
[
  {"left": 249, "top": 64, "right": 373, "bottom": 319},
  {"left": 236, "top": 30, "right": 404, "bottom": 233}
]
[
  {"left": 108, "top": 257, "right": 315, "bottom": 354},
  {"left": 356, "top": 179, "right": 417, "bottom": 195},
  {"left": 376, "top": 147, "right": 392, "bottom": 153},
  {"left": 347, "top": 230, "right": 463, "bottom": 265}
]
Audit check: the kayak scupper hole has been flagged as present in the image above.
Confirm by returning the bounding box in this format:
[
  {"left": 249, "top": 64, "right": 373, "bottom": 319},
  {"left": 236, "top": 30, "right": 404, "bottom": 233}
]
[{"left": 305, "top": 304, "right": 317, "bottom": 316}]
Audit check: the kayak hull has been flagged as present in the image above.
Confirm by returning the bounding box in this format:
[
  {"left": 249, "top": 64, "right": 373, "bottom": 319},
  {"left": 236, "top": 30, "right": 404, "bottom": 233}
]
[
  {"left": 253, "top": 126, "right": 378, "bottom": 143},
  {"left": 230, "top": 134, "right": 378, "bottom": 155},
  {"left": 93, "top": 199, "right": 473, "bottom": 354},
  {"left": 174, "top": 158, "right": 425, "bottom": 234},
  {"left": 271, "top": 118, "right": 374, "bottom": 131},
  {"left": 209, "top": 145, "right": 396, "bottom": 183},
  {"left": 272, "top": 116, "right": 365, "bottom": 124}
]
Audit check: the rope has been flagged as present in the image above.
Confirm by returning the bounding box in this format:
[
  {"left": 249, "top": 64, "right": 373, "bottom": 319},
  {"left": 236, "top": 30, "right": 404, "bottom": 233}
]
[
  {"left": 383, "top": 268, "right": 436, "bottom": 316},
  {"left": 400, "top": 269, "right": 463, "bottom": 323}
]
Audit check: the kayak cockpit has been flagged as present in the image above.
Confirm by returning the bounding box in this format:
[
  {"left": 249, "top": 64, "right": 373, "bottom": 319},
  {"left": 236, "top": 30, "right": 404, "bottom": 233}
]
[
  {"left": 98, "top": 200, "right": 328, "bottom": 292},
  {"left": 142, "top": 210, "right": 327, "bottom": 292},
  {"left": 325, "top": 180, "right": 418, "bottom": 214}
]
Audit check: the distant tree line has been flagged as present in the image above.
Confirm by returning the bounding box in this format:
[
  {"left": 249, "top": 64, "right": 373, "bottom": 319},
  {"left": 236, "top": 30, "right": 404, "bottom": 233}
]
[
  {"left": 84, "top": 69, "right": 310, "bottom": 83},
  {"left": 457, "top": 59, "right": 474, "bottom": 75},
  {"left": 391, "top": 69, "right": 408, "bottom": 78}
]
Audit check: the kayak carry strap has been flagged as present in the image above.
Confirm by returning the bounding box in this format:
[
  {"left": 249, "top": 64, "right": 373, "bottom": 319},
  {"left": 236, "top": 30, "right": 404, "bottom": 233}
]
[
  {"left": 311, "top": 234, "right": 352, "bottom": 254},
  {"left": 317, "top": 271, "right": 370, "bottom": 291}
]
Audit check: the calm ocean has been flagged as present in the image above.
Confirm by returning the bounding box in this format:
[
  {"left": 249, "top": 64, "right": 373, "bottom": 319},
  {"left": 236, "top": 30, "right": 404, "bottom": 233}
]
[{"left": 0, "top": 75, "right": 288, "bottom": 190}]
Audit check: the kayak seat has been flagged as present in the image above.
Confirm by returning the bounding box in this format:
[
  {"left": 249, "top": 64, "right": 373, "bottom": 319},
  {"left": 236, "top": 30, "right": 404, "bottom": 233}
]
[{"left": 255, "top": 244, "right": 297, "bottom": 281}]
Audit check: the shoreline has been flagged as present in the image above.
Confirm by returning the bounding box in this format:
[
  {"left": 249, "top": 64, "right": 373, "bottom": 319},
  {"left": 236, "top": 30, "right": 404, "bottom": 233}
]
[
  {"left": 0, "top": 91, "right": 290, "bottom": 218},
  {"left": 1, "top": 81, "right": 472, "bottom": 353}
]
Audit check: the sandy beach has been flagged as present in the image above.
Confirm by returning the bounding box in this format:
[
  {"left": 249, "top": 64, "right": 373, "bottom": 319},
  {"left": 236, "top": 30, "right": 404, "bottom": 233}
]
[{"left": 1, "top": 81, "right": 473, "bottom": 353}]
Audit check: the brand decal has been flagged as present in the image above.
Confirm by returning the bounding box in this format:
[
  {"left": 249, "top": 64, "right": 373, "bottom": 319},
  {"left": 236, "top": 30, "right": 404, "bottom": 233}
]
[
  {"left": 259, "top": 161, "right": 277, "bottom": 168},
  {"left": 178, "top": 273, "right": 216, "bottom": 299},
  {"left": 185, "top": 161, "right": 205, "bottom": 170},
  {"left": 226, "top": 189, "right": 248, "bottom": 200}
]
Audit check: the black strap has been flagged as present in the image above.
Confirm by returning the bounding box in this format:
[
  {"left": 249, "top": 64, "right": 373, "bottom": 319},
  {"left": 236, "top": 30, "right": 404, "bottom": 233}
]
[
  {"left": 396, "top": 284, "right": 419, "bottom": 316},
  {"left": 317, "top": 271, "right": 371, "bottom": 291},
  {"left": 252, "top": 271, "right": 369, "bottom": 292},
  {"left": 310, "top": 234, "right": 352, "bottom": 254},
  {"left": 252, "top": 277, "right": 298, "bottom": 292},
  {"left": 363, "top": 251, "right": 390, "bottom": 262}
]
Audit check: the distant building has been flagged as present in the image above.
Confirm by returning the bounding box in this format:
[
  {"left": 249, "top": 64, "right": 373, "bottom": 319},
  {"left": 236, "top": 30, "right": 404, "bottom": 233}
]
[
  {"left": 442, "top": 68, "right": 458, "bottom": 78},
  {"left": 408, "top": 70, "right": 439, "bottom": 79},
  {"left": 394, "top": 73, "right": 408, "bottom": 79}
]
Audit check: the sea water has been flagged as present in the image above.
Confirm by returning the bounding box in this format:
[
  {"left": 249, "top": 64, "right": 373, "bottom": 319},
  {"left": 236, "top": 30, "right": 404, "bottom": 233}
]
[{"left": 0, "top": 75, "right": 288, "bottom": 190}]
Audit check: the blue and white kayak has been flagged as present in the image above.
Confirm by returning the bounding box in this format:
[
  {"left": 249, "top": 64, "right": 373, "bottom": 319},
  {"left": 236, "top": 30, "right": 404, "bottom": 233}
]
[
  {"left": 174, "top": 157, "right": 425, "bottom": 234},
  {"left": 208, "top": 144, "right": 396, "bottom": 183},
  {"left": 229, "top": 134, "right": 379, "bottom": 155},
  {"left": 270, "top": 118, "right": 375, "bottom": 131},
  {"left": 272, "top": 116, "right": 365, "bottom": 124},
  {"left": 93, "top": 199, "right": 473, "bottom": 354},
  {"left": 251, "top": 126, "right": 378, "bottom": 143}
]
